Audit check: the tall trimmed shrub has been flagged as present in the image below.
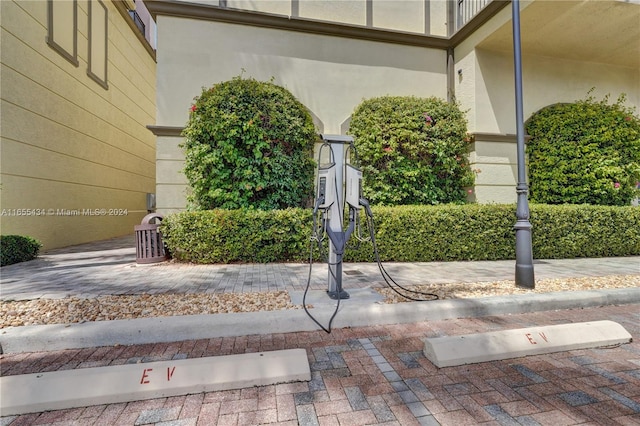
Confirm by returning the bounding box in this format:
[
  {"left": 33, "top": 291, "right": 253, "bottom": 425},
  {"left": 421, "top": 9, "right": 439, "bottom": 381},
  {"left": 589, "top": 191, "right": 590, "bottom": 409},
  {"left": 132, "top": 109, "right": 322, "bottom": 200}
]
[
  {"left": 526, "top": 94, "right": 640, "bottom": 205},
  {"left": 182, "top": 76, "right": 317, "bottom": 210},
  {"left": 348, "top": 96, "right": 474, "bottom": 205}
]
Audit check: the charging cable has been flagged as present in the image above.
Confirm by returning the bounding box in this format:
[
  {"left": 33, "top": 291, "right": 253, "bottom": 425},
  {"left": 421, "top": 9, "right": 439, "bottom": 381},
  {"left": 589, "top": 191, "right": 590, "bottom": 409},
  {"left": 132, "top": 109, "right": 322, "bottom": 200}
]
[
  {"left": 304, "top": 204, "right": 350, "bottom": 334},
  {"left": 359, "top": 198, "right": 439, "bottom": 302},
  {"left": 302, "top": 237, "right": 343, "bottom": 334}
]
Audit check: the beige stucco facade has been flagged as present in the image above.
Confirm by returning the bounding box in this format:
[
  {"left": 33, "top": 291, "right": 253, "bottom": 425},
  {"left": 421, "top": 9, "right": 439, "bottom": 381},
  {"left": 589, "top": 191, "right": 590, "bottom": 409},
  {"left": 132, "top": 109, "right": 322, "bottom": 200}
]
[
  {"left": 461, "top": 47, "right": 639, "bottom": 203},
  {"left": 5, "top": 1, "right": 636, "bottom": 248},
  {"left": 147, "top": 0, "right": 639, "bottom": 211},
  {"left": 1, "top": 0, "right": 157, "bottom": 249},
  {"left": 151, "top": 9, "right": 449, "bottom": 214},
  {"left": 174, "top": 0, "right": 448, "bottom": 36}
]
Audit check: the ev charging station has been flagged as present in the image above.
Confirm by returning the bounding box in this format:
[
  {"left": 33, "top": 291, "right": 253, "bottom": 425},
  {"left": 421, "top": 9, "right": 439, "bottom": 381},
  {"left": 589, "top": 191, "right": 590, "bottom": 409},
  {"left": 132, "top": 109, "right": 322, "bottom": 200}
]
[
  {"left": 307, "top": 134, "right": 436, "bottom": 333},
  {"left": 315, "top": 134, "right": 363, "bottom": 300}
]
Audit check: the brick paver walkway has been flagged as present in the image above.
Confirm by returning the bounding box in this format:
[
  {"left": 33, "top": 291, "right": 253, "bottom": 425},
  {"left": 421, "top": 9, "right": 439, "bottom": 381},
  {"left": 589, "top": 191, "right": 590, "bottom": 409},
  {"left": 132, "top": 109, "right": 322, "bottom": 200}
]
[
  {"left": 1, "top": 235, "right": 638, "bottom": 301},
  {"left": 2, "top": 304, "right": 640, "bottom": 425}
]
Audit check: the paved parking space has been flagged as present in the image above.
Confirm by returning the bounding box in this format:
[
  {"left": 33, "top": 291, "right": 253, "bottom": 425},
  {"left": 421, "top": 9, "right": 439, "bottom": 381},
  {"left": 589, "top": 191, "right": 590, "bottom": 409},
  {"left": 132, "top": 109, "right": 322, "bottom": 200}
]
[{"left": 2, "top": 304, "right": 639, "bottom": 425}]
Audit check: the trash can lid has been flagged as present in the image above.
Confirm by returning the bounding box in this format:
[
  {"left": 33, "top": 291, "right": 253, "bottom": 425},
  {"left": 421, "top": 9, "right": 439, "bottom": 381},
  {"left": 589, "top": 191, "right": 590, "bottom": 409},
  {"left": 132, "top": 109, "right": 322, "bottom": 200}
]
[{"left": 141, "top": 213, "right": 164, "bottom": 225}]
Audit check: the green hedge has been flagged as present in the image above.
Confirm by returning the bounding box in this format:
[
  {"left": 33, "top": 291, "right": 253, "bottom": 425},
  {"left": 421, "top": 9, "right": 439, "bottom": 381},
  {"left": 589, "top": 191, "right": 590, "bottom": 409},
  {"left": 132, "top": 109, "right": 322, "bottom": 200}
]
[
  {"left": 182, "top": 76, "right": 316, "bottom": 210},
  {"left": 1, "top": 235, "right": 42, "bottom": 266},
  {"left": 349, "top": 96, "right": 474, "bottom": 205},
  {"left": 160, "top": 204, "right": 640, "bottom": 263},
  {"left": 160, "top": 208, "right": 311, "bottom": 263},
  {"left": 530, "top": 205, "right": 640, "bottom": 258},
  {"left": 526, "top": 94, "right": 640, "bottom": 206}
]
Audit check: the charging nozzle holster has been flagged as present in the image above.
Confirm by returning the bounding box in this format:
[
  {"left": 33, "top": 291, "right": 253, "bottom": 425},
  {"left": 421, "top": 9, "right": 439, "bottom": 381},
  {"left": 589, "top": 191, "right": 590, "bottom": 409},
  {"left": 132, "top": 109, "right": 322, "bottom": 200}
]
[
  {"left": 316, "top": 163, "right": 336, "bottom": 211},
  {"left": 345, "top": 163, "right": 363, "bottom": 210}
]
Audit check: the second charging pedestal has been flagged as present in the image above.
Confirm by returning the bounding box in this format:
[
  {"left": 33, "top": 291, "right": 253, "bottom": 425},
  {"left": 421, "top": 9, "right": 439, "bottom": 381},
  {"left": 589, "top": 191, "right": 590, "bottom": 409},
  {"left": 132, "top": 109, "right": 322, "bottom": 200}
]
[{"left": 321, "top": 135, "right": 352, "bottom": 300}]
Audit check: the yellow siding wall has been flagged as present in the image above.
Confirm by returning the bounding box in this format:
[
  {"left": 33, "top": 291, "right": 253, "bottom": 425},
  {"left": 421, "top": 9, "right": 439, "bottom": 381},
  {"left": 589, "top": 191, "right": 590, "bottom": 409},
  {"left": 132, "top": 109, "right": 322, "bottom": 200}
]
[{"left": 1, "top": 0, "right": 157, "bottom": 249}]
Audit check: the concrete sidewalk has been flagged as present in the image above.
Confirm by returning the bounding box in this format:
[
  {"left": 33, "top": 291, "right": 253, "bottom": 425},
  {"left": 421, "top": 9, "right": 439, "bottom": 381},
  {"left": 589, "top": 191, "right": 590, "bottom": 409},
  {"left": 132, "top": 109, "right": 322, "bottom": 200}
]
[
  {"left": 1, "top": 235, "right": 638, "bottom": 301},
  {"left": 1, "top": 236, "right": 639, "bottom": 425}
]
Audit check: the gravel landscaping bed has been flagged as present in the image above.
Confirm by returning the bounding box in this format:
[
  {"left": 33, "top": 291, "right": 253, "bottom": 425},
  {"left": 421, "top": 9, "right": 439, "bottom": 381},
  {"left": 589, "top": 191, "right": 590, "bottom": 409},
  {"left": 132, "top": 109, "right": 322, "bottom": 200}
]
[
  {"left": 376, "top": 274, "right": 640, "bottom": 303},
  {"left": 1, "top": 275, "right": 638, "bottom": 328}
]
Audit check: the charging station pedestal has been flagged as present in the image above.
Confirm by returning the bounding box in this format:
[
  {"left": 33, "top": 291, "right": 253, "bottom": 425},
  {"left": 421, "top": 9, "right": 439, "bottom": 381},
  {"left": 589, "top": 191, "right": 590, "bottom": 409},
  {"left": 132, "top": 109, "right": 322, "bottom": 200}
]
[{"left": 320, "top": 134, "right": 353, "bottom": 300}]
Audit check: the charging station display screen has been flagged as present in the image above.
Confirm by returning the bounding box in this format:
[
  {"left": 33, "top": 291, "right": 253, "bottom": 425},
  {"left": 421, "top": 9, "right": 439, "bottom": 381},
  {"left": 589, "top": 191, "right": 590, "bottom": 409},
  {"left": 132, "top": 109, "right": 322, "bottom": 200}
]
[{"left": 317, "top": 164, "right": 336, "bottom": 209}]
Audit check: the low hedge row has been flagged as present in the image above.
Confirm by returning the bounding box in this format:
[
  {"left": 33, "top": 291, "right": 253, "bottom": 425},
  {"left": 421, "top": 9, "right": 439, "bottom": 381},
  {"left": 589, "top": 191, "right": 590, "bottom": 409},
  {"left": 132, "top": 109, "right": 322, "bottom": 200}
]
[
  {"left": 1, "top": 235, "right": 42, "bottom": 266},
  {"left": 160, "top": 204, "right": 640, "bottom": 263},
  {"left": 161, "top": 208, "right": 311, "bottom": 263}
]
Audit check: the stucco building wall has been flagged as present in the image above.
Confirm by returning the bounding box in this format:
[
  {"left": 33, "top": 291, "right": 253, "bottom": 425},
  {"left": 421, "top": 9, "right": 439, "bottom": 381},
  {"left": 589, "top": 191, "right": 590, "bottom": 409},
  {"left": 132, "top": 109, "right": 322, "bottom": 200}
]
[
  {"left": 154, "top": 16, "right": 448, "bottom": 214},
  {"left": 149, "top": 0, "right": 639, "bottom": 210},
  {"left": 454, "top": 1, "right": 640, "bottom": 204},
  {"left": 176, "top": 0, "right": 448, "bottom": 36},
  {"left": 459, "top": 48, "right": 639, "bottom": 203}
]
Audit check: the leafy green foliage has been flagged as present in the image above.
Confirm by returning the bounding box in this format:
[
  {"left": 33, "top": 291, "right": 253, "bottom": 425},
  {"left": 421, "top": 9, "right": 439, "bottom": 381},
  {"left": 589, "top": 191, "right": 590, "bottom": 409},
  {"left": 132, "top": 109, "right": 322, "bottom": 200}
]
[
  {"left": 160, "top": 204, "right": 639, "bottom": 263},
  {"left": 182, "top": 76, "right": 317, "bottom": 210},
  {"left": 161, "top": 209, "right": 312, "bottom": 263},
  {"left": 348, "top": 96, "right": 474, "bottom": 205},
  {"left": 530, "top": 204, "right": 640, "bottom": 258},
  {"left": 526, "top": 94, "right": 640, "bottom": 205},
  {"left": 1, "top": 235, "right": 42, "bottom": 266},
  {"left": 345, "top": 204, "right": 515, "bottom": 261}
]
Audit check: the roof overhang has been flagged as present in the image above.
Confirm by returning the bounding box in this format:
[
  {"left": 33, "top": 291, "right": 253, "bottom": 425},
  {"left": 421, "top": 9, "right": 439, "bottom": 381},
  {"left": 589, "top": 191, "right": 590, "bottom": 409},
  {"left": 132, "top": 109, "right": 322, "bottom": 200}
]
[
  {"left": 143, "top": 0, "right": 510, "bottom": 50},
  {"left": 477, "top": 0, "right": 640, "bottom": 69},
  {"left": 144, "top": 0, "right": 638, "bottom": 68}
]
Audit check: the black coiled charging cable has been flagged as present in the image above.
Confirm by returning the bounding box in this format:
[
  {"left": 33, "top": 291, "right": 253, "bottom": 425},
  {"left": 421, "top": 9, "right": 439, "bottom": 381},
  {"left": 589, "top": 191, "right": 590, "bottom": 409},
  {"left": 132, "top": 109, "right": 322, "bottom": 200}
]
[
  {"left": 302, "top": 234, "right": 343, "bottom": 334},
  {"left": 359, "top": 199, "right": 439, "bottom": 302}
]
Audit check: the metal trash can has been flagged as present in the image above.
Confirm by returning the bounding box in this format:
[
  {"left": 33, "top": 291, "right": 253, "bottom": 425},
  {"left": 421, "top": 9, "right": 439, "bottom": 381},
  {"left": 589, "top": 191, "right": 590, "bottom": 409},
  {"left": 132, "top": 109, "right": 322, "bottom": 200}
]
[{"left": 135, "top": 213, "right": 168, "bottom": 264}]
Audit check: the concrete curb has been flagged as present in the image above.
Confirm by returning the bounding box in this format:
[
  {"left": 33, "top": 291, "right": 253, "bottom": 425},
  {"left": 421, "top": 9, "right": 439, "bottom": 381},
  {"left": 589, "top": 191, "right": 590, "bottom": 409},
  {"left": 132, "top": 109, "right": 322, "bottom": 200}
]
[
  {"left": 2, "top": 288, "right": 639, "bottom": 354},
  {"left": 0, "top": 349, "right": 310, "bottom": 416},
  {"left": 422, "top": 320, "right": 633, "bottom": 368}
]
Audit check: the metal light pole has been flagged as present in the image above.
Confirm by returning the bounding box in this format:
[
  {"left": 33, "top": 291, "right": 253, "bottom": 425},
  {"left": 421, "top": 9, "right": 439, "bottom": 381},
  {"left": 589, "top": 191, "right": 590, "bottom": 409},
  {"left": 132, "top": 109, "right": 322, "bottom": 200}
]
[{"left": 512, "top": 0, "right": 535, "bottom": 289}]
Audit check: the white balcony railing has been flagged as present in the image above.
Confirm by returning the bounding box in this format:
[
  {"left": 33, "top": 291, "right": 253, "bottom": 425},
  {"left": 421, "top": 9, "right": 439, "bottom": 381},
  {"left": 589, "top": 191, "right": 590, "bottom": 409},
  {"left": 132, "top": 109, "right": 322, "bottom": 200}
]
[{"left": 456, "top": 0, "right": 493, "bottom": 31}]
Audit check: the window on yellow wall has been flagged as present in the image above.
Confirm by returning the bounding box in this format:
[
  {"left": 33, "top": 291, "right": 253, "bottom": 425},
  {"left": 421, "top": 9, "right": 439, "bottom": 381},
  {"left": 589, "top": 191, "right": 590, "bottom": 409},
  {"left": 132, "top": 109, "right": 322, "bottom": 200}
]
[
  {"left": 88, "top": 0, "right": 109, "bottom": 89},
  {"left": 47, "top": 0, "right": 79, "bottom": 66}
]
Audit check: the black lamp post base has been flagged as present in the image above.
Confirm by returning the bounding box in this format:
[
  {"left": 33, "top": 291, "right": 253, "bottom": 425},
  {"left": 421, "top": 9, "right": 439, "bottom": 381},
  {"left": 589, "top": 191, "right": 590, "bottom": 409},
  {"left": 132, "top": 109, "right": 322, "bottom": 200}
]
[{"left": 515, "top": 263, "right": 535, "bottom": 289}]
